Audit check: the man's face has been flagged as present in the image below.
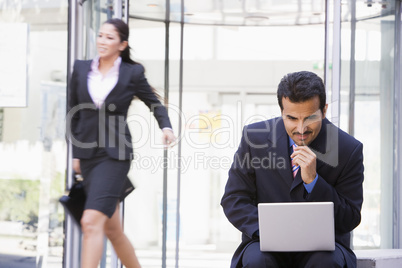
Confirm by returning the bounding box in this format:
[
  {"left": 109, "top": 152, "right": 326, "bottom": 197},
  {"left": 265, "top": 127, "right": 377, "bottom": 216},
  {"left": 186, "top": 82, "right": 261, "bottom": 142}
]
[{"left": 281, "top": 96, "right": 327, "bottom": 146}]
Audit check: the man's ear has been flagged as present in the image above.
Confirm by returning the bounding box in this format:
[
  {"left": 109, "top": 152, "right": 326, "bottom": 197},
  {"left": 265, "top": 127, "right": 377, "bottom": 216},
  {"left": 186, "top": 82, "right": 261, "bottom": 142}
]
[{"left": 322, "top": 103, "right": 328, "bottom": 118}]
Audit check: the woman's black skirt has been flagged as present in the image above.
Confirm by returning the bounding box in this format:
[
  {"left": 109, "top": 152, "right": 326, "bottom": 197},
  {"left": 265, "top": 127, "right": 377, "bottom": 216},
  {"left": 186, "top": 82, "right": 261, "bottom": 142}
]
[{"left": 80, "top": 149, "right": 134, "bottom": 218}]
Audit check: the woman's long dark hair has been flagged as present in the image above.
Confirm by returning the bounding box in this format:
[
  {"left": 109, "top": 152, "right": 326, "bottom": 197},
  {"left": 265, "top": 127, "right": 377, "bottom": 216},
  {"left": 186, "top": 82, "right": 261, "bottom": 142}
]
[
  {"left": 104, "top": 18, "right": 162, "bottom": 99},
  {"left": 104, "top": 18, "right": 137, "bottom": 64}
]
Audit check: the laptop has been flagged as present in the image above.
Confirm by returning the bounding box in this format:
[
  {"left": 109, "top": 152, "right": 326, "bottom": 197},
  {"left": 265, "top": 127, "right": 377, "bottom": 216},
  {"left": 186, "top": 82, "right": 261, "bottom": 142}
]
[{"left": 258, "top": 202, "right": 335, "bottom": 252}]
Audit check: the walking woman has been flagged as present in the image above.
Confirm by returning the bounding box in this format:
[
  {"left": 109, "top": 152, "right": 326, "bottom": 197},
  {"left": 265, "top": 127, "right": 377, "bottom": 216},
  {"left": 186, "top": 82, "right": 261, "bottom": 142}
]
[{"left": 67, "top": 18, "right": 175, "bottom": 267}]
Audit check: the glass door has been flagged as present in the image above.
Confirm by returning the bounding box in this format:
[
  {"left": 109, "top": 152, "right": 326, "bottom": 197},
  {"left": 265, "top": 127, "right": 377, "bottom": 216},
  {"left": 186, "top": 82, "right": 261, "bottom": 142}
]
[
  {"left": 339, "top": 0, "right": 397, "bottom": 249},
  {"left": 65, "top": 1, "right": 127, "bottom": 267},
  {"left": 126, "top": 5, "right": 327, "bottom": 266},
  {"left": 0, "top": 1, "right": 68, "bottom": 267}
]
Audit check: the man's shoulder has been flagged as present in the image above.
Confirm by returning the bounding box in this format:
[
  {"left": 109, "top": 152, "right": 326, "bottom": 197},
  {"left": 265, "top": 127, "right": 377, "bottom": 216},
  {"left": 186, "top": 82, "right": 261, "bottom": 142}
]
[
  {"left": 323, "top": 119, "right": 363, "bottom": 155},
  {"left": 325, "top": 119, "right": 362, "bottom": 145},
  {"left": 241, "top": 117, "right": 284, "bottom": 145},
  {"left": 244, "top": 117, "right": 283, "bottom": 131}
]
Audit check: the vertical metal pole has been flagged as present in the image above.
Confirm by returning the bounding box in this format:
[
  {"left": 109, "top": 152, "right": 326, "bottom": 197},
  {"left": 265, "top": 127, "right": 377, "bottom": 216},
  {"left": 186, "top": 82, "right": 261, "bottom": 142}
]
[
  {"left": 331, "top": 0, "right": 341, "bottom": 126},
  {"left": 111, "top": 1, "right": 124, "bottom": 267},
  {"left": 162, "top": 1, "right": 171, "bottom": 267},
  {"left": 114, "top": 0, "right": 122, "bottom": 19},
  {"left": 64, "top": 1, "right": 83, "bottom": 268},
  {"left": 324, "top": 0, "right": 331, "bottom": 98},
  {"left": 348, "top": 0, "right": 356, "bottom": 136},
  {"left": 106, "top": 0, "right": 113, "bottom": 19},
  {"left": 324, "top": 0, "right": 341, "bottom": 125},
  {"left": 123, "top": 0, "right": 129, "bottom": 22},
  {"left": 100, "top": 238, "right": 108, "bottom": 268},
  {"left": 347, "top": 0, "right": 356, "bottom": 249},
  {"left": 394, "top": 0, "right": 402, "bottom": 249},
  {"left": 175, "top": 0, "right": 184, "bottom": 267}
]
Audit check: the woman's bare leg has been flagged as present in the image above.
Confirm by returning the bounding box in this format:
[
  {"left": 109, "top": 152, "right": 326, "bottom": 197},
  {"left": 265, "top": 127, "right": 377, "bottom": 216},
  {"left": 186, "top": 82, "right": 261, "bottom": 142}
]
[
  {"left": 80, "top": 209, "right": 108, "bottom": 268},
  {"left": 104, "top": 203, "right": 141, "bottom": 268}
]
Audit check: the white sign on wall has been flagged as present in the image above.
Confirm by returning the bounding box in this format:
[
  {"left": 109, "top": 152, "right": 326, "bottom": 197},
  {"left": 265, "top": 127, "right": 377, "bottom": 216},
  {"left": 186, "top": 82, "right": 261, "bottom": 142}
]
[{"left": 0, "top": 23, "right": 28, "bottom": 107}]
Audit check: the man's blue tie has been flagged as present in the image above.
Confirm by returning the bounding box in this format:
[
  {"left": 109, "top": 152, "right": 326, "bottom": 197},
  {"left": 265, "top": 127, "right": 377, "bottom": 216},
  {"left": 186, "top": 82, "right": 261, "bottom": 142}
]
[{"left": 291, "top": 144, "right": 300, "bottom": 178}]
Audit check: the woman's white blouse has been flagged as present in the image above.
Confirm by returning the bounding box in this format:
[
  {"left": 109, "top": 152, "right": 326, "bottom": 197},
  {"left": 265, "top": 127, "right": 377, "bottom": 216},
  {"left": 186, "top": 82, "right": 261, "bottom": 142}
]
[{"left": 87, "top": 56, "right": 121, "bottom": 108}]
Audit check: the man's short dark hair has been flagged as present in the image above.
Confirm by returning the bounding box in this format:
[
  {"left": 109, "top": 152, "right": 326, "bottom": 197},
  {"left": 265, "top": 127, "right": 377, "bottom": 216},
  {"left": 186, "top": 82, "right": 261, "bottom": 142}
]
[{"left": 277, "top": 71, "right": 326, "bottom": 113}]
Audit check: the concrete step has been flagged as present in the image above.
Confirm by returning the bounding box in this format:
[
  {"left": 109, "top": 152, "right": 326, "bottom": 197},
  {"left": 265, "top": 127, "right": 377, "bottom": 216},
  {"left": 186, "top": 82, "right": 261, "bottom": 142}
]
[{"left": 356, "top": 249, "right": 402, "bottom": 268}]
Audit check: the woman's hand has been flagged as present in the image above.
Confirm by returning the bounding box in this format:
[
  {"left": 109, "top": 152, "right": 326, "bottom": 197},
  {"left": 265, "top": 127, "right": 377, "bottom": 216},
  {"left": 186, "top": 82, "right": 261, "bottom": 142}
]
[
  {"left": 73, "top": 158, "right": 81, "bottom": 174},
  {"left": 162, "top": 128, "right": 176, "bottom": 148}
]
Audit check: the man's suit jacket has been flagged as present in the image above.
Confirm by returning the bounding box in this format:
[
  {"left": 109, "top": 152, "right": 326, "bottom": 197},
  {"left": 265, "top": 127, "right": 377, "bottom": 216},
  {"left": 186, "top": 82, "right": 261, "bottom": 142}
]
[
  {"left": 67, "top": 60, "right": 172, "bottom": 160},
  {"left": 221, "top": 117, "right": 364, "bottom": 268}
]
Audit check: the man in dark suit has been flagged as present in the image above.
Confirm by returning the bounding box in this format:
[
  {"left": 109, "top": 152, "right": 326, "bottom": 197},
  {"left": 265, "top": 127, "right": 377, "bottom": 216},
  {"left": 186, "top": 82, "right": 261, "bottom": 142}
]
[{"left": 221, "top": 71, "right": 364, "bottom": 268}]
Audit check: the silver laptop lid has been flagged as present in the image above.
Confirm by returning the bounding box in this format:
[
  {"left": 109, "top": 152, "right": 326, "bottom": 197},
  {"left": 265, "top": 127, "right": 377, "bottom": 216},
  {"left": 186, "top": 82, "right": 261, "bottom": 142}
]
[{"left": 258, "top": 202, "right": 335, "bottom": 252}]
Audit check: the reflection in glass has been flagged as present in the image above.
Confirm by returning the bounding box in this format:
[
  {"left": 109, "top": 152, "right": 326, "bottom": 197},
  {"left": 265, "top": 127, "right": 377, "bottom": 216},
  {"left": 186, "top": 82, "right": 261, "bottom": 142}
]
[
  {"left": 0, "top": 1, "right": 68, "bottom": 267},
  {"left": 341, "top": 1, "right": 395, "bottom": 249},
  {"left": 130, "top": 0, "right": 327, "bottom": 26},
  {"left": 125, "top": 16, "right": 325, "bottom": 265}
]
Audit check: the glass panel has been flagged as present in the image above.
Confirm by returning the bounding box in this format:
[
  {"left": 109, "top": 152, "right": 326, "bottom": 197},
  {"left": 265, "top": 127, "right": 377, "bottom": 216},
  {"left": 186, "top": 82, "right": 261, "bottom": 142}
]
[
  {"left": 126, "top": 19, "right": 325, "bottom": 266},
  {"left": 130, "top": 0, "right": 326, "bottom": 26},
  {"left": 82, "top": 0, "right": 115, "bottom": 60},
  {"left": 340, "top": 0, "right": 396, "bottom": 249},
  {"left": 129, "top": 0, "right": 166, "bottom": 21},
  {"left": 175, "top": 22, "right": 325, "bottom": 266},
  {"left": 124, "top": 18, "right": 170, "bottom": 267},
  {"left": 342, "top": 0, "right": 394, "bottom": 21},
  {"left": 129, "top": 0, "right": 399, "bottom": 264},
  {"left": 0, "top": 1, "right": 68, "bottom": 267},
  {"left": 75, "top": 1, "right": 124, "bottom": 266}
]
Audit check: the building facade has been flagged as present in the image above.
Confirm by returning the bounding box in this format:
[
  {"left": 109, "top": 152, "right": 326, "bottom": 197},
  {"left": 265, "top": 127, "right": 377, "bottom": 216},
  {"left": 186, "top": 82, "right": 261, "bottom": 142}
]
[{"left": 0, "top": 1, "right": 401, "bottom": 267}]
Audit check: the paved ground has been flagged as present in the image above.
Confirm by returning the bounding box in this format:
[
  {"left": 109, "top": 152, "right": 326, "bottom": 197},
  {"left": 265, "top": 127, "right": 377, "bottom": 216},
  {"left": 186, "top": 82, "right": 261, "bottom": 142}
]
[
  {"left": 0, "top": 235, "right": 233, "bottom": 268},
  {"left": 0, "top": 250, "right": 232, "bottom": 268},
  {"left": 0, "top": 254, "right": 36, "bottom": 268}
]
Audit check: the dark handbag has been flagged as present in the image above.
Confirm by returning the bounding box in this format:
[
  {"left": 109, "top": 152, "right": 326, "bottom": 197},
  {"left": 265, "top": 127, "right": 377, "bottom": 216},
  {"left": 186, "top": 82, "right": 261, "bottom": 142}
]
[{"left": 59, "top": 174, "right": 86, "bottom": 227}]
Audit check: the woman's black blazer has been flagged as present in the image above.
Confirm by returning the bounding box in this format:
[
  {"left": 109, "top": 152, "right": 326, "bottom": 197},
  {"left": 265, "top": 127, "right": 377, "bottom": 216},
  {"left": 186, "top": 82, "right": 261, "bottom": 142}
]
[{"left": 67, "top": 60, "right": 172, "bottom": 160}]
